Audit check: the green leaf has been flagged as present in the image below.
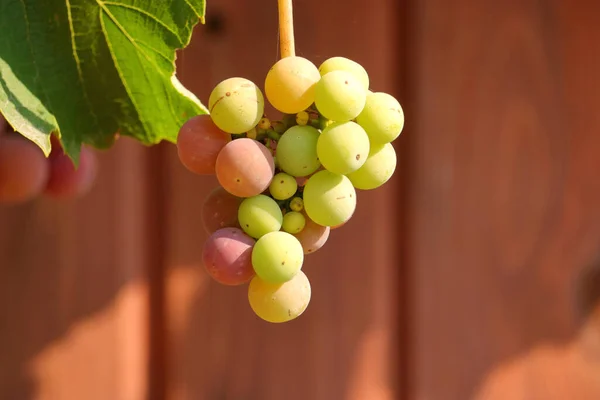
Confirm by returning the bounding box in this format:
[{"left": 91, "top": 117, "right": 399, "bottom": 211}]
[{"left": 0, "top": 0, "right": 207, "bottom": 163}]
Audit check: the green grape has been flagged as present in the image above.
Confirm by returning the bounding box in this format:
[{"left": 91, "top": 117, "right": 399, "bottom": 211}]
[
  {"left": 318, "top": 56, "right": 369, "bottom": 91},
  {"left": 269, "top": 172, "right": 298, "bottom": 200},
  {"left": 296, "top": 111, "right": 309, "bottom": 126},
  {"left": 208, "top": 77, "right": 265, "bottom": 134},
  {"left": 317, "top": 121, "right": 370, "bottom": 175},
  {"left": 276, "top": 125, "right": 321, "bottom": 177},
  {"left": 282, "top": 211, "right": 306, "bottom": 234},
  {"left": 303, "top": 170, "right": 357, "bottom": 227},
  {"left": 248, "top": 270, "right": 311, "bottom": 323},
  {"left": 356, "top": 92, "right": 405, "bottom": 144},
  {"left": 251, "top": 231, "right": 304, "bottom": 283},
  {"left": 238, "top": 195, "right": 283, "bottom": 239},
  {"left": 347, "top": 143, "right": 397, "bottom": 190},
  {"left": 289, "top": 196, "right": 304, "bottom": 212},
  {"left": 314, "top": 71, "right": 367, "bottom": 122},
  {"left": 265, "top": 56, "right": 321, "bottom": 114},
  {"left": 258, "top": 117, "right": 271, "bottom": 130}
]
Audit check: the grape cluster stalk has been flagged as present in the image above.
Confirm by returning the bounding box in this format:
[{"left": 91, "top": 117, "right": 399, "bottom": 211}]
[{"left": 177, "top": 52, "right": 404, "bottom": 323}]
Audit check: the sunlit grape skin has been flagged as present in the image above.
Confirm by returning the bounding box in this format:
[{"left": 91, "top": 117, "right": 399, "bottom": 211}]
[
  {"left": 0, "top": 135, "right": 49, "bottom": 203},
  {"left": 202, "top": 227, "right": 256, "bottom": 286},
  {"left": 276, "top": 125, "right": 321, "bottom": 177},
  {"left": 347, "top": 143, "right": 397, "bottom": 190},
  {"left": 251, "top": 231, "right": 304, "bottom": 283},
  {"left": 293, "top": 214, "right": 330, "bottom": 254},
  {"left": 201, "top": 186, "right": 243, "bottom": 234},
  {"left": 317, "top": 121, "right": 370, "bottom": 175},
  {"left": 282, "top": 211, "right": 306, "bottom": 234},
  {"left": 44, "top": 145, "right": 98, "bottom": 199},
  {"left": 208, "top": 77, "right": 265, "bottom": 134},
  {"left": 303, "top": 170, "right": 357, "bottom": 227},
  {"left": 356, "top": 92, "right": 405, "bottom": 144},
  {"left": 176, "top": 115, "right": 231, "bottom": 175},
  {"left": 265, "top": 56, "right": 321, "bottom": 114},
  {"left": 248, "top": 270, "right": 311, "bottom": 323},
  {"left": 314, "top": 70, "right": 366, "bottom": 122},
  {"left": 238, "top": 194, "right": 283, "bottom": 239},
  {"left": 215, "top": 138, "right": 275, "bottom": 198},
  {"left": 318, "top": 56, "right": 370, "bottom": 90}
]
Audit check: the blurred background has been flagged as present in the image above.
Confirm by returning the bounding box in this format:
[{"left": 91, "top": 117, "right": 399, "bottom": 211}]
[{"left": 1, "top": 0, "right": 600, "bottom": 399}]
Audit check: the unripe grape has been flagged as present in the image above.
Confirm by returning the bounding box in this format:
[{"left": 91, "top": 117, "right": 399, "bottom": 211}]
[
  {"left": 303, "top": 170, "right": 356, "bottom": 227},
  {"left": 314, "top": 71, "right": 366, "bottom": 122},
  {"left": 238, "top": 194, "right": 283, "bottom": 239},
  {"left": 356, "top": 92, "right": 405, "bottom": 144},
  {"left": 289, "top": 196, "right": 304, "bottom": 212},
  {"left": 208, "top": 77, "right": 264, "bottom": 134},
  {"left": 347, "top": 143, "right": 397, "bottom": 190},
  {"left": 317, "top": 121, "right": 370, "bottom": 175},
  {"left": 282, "top": 211, "right": 306, "bottom": 234},
  {"left": 276, "top": 125, "right": 321, "bottom": 177},
  {"left": 265, "top": 56, "right": 320, "bottom": 114},
  {"left": 248, "top": 270, "right": 311, "bottom": 323},
  {"left": 251, "top": 231, "right": 304, "bottom": 283},
  {"left": 269, "top": 172, "right": 297, "bottom": 200},
  {"left": 318, "top": 56, "right": 369, "bottom": 90}
]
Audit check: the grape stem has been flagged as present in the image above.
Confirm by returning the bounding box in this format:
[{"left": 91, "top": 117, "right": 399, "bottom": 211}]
[{"left": 277, "top": 0, "right": 295, "bottom": 58}]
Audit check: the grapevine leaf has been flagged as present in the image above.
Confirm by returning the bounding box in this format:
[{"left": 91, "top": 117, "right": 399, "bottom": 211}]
[{"left": 0, "top": 0, "right": 207, "bottom": 163}]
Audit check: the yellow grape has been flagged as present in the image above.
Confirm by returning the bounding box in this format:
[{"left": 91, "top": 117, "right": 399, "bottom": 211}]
[
  {"left": 251, "top": 231, "right": 304, "bottom": 283},
  {"left": 248, "top": 270, "right": 311, "bottom": 323},
  {"left": 265, "top": 56, "right": 320, "bottom": 114},
  {"left": 208, "top": 77, "right": 264, "bottom": 134},
  {"left": 356, "top": 92, "right": 405, "bottom": 144},
  {"left": 314, "top": 71, "right": 366, "bottom": 121},
  {"left": 303, "top": 170, "right": 356, "bottom": 227}
]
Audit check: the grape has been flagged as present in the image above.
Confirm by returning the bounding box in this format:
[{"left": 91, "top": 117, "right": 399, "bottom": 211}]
[
  {"left": 289, "top": 196, "right": 304, "bottom": 212},
  {"left": 356, "top": 92, "right": 405, "bottom": 144},
  {"left": 202, "top": 227, "right": 255, "bottom": 286},
  {"left": 269, "top": 172, "right": 297, "bottom": 200},
  {"left": 258, "top": 118, "right": 271, "bottom": 130},
  {"left": 247, "top": 270, "right": 311, "bottom": 323},
  {"left": 303, "top": 170, "right": 356, "bottom": 227},
  {"left": 0, "top": 135, "right": 49, "bottom": 203},
  {"left": 265, "top": 56, "right": 320, "bottom": 114},
  {"left": 201, "top": 186, "right": 243, "bottom": 234},
  {"left": 296, "top": 111, "right": 309, "bottom": 126},
  {"left": 293, "top": 214, "right": 330, "bottom": 254},
  {"left": 44, "top": 145, "right": 98, "bottom": 199},
  {"left": 251, "top": 231, "right": 304, "bottom": 283},
  {"left": 316, "top": 121, "right": 370, "bottom": 175},
  {"left": 282, "top": 211, "right": 306, "bottom": 234},
  {"left": 347, "top": 143, "right": 397, "bottom": 190},
  {"left": 314, "top": 71, "right": 367, "bottom": 122},
  {"left": 276, "top": 125, "right": 321, "bottom": 177},
  {"left": 208, "top": 77, "right": 265, "bottom": 134},
  {"left": 238, "top": 194, "right": 283, "bottom": 239},
  {"left": 176, "top": 115, "right": 231, "bottom": 175},
  {"left": 318, "top": 56, "right": 369, "bottom": 91},
  {"left": 215, "top": 138, "right": 275, "bottom": 197}
]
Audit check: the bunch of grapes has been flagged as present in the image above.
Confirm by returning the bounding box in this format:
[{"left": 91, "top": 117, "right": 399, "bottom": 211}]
[
  {"left": 0, "top": 123, "right": 98, "bottom": 204},
  {"left": 177, "top": 56, "right": 404, "bottom": 324}
]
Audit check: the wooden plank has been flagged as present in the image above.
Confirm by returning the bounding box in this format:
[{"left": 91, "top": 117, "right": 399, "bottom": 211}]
[
  {"left": 408, "top": 0, "right": 600, "bottom": 399},
  {"left": 0, "top": 138, "right": 152, "bottom": 400},
  {"left": 163, "top": 0, "right": 403, "bottom": 399}
]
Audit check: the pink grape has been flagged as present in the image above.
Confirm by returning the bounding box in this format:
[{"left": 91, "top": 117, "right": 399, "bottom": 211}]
[
  {"left": 293, "top": 213, "right": 330, "bottom": 254},
  {"left": 201, "top": 186, "right": 243, "bottom": 234},
  {"left": 0, "top": 135, "right": 49, "bottom": 203},
  {"left": 202, "top": 227, "right": 256, "bottom": 285},
  {"left": 215, "top": 138, "right": 275, "bottom": 197},
  {"left": 177, "top": 114, "right": 231, "bottom": 175},
  {"left": 44, "top": 144, "right": 98, "bottom": 199}
]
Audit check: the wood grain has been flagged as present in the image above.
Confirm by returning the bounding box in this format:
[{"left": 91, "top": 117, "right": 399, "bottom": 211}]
[{"left": 408, "top": 1, "right": 600, "bottom": 399}]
